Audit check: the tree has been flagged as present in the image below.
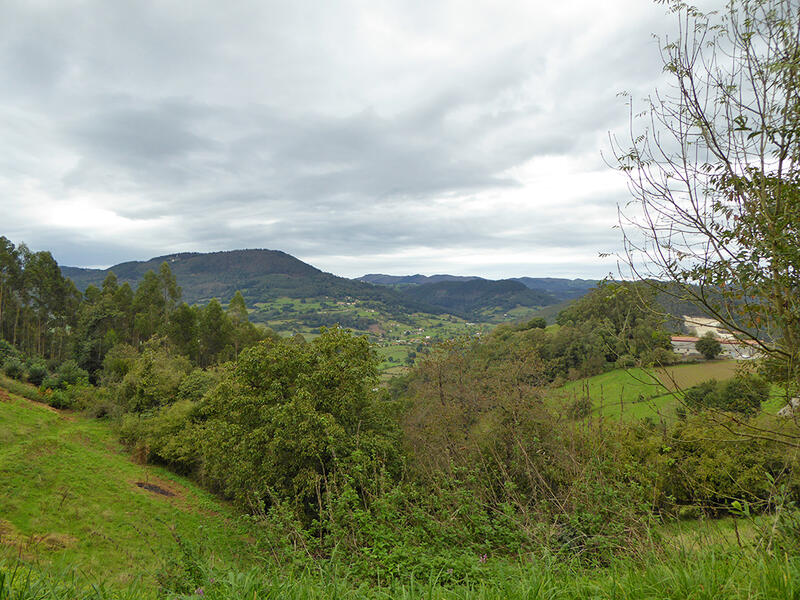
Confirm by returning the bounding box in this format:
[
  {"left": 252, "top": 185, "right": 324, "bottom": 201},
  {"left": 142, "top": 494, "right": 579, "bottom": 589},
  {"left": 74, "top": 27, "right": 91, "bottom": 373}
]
[
  {"left": 132, "top": 270, "right": 164, "bottom": 343},
  {"left": 158, "top": 262, "right": 181, "bottom": 322},
  {"left": 198, "top": 299, "right": 233, "bottom": 366},
  {"left": 695, "top": 332, "right": 722, "bottom": 360},
  {"left": 612, "top": 0, "right": 800, "bottom": 400},
  {"left": 196, "top": 327, "right": 398, "bottom": 516}
]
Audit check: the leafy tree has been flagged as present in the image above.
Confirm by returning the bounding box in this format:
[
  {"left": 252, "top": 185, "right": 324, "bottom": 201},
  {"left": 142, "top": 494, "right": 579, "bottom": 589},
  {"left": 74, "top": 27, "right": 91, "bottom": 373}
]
[
  {"left": 196, "top": 327, "right": 398, "bottom": 516},
  {"left": 612, "top": 0, "right": 800, "bottom": 397},
  {"left": 167, "top": 303, "right": 200, "bottom": 362},
  {"left": 117, "top": 338, "right": 192, "bottom": 412},
  {"left": 158, "top": 261, "right": 182, "bottom": 321},
  {"left": 556, "top": 281, "right": 670, "bottom": 366},
  {"left": 227, "top": 290, "right": 262, "bottom": 358},
  {"left": 198, "top": 299, "right": 232, "bottom": 366},
  {"left": 695, "top": 333, "right": 722, "bottom": 360},
  {"left": 132, "top": 271, "right": 165, "bottom": 343}
]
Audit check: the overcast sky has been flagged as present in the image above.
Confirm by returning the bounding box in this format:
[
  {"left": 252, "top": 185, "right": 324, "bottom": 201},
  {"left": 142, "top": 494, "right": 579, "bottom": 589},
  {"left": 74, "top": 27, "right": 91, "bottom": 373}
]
[{"left": 0, "top": 0, "right": 696, "bottom": 279}]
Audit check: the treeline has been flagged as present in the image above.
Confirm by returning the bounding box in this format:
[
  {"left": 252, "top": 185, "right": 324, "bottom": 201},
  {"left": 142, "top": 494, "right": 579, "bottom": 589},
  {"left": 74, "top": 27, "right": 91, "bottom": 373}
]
[
  {"left": 0, "top": 238, "right": 80, "bottom": 360},
  {"left": 0, "top": 236, "right": 271, "bottom": 384}
]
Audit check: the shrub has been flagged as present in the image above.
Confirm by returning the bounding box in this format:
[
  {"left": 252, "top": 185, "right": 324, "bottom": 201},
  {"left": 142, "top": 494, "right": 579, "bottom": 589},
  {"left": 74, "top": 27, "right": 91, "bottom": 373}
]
[
  {"left": 177, "top": 368, "right": 220, "bottom": 402},
  {"left": 647, "top": 346, "right": 680, "bottom": 366},
  {"left": 615, "top": 354, "right": 636, "bottom": 368},
  {"left": 46, "top": 388, "right": 73, "bottom": 409},
  {"left": 2, "top": 356, "right": 25, "bottom": 380},
  {"left": 25, "top": 359, "right": 48, "bottom": 386},
  {"left": 118, "top": 344, "right": 192, "bottom": 412},
  {"left": 683, "top": 375, "right": 768, "bottom": 415},
  {"left": 661, "top": 415, "right": 800, "bottom": 513},
  {"left": 198, "top": 327, "right": 400, "bottom": 516},
  {"left": 568, "top": 396, "right": 593, "bottom": 420},
  {"left": 100, "top": 343, "right": 139, "bottom": 385}
]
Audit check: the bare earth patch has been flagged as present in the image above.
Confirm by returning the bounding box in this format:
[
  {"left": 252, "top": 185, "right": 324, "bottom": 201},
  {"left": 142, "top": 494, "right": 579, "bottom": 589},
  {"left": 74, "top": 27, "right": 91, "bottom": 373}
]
[
  {"left": 0, "top": 519, "right": 77, "bottom": 554},
  {"left": 136, "top": 481, "right": 176, "bottom": 497},
  {"left": 132, "top": 476, "right": 184, "bottom": 500}
]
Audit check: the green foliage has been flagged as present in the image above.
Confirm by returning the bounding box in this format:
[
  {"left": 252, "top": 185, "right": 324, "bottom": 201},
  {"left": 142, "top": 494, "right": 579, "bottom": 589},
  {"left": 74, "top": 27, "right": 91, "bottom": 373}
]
[
  {"left": 41, "top": 359, "right": 89, "bottom": 391},
  {"left": 0, "top": 339, "right": 19, "bottom": 363},
  {"left": 199, "top": 299, "right": 233, "bottom": 366},
  {"left": 2, "top": 357, "right": 24, "bottom": 380},
  {"left": 656, "top": 415, "right": 799, "bottom": 513},
  {"left": 24, "top": 358, "right": 48, "bottom": 386},
  {"left": 196, "top": 327, "right": 399, "bottom": 516},
  {"left": 518, "top": 316, "right": 547, "bottom": 330},
  {"left": 695, "top": 332, "right": 722, "bottom": 360},
  {"left": 116, "top": 340, "right": 192, "bottom": 413},
  {"left": 683, "top": 374, "right": 769, "bottom": 415},
  {"left": 100, "top": 343, "right": 139, "bottom": 384},
  {"left": 557, "top": 281, "right": 670, "bottom": 366}
]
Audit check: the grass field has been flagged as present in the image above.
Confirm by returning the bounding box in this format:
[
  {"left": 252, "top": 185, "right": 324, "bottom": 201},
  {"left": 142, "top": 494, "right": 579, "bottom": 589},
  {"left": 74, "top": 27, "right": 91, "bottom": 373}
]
[
  {"left": 551, "top": 360, "right": 783, "bottom": 421},
  {"left": 0, "top": 385, "right": 260, "bottom": 588}
]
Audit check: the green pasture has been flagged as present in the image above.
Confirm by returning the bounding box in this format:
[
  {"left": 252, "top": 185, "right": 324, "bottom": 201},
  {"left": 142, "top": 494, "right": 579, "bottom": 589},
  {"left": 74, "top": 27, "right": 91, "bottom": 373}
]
[
  {"left": 551, "top": 360, "right": 787, "bottom": 421},
  {"left": 0, "top": 386, "right": 260, "bottom": 588}
]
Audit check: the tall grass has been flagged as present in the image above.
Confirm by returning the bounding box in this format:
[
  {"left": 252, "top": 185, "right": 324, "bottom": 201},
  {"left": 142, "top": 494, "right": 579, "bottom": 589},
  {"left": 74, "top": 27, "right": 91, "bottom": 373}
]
[
  {"left": 4, "top": 550, "right": 799, "bottom": 599},
  {"left": 0, "top": 374, "right": 42, "bottom": 403}
]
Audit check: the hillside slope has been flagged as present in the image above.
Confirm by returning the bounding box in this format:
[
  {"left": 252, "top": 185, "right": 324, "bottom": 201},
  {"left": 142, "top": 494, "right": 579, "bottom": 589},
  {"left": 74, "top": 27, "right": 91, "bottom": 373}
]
[
  {"left": 0, "top": 380, "right": 259, "bottom": 586},
  {"left": 61, "top": 249, "right": 440, "bottom": 316},
  {"left": 400, "top": 278, "right": 556, "bottom": 318}
]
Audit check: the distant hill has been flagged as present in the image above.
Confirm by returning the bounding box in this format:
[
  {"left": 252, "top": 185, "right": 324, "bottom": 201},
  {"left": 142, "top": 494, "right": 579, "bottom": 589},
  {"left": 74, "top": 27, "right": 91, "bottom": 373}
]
[
  {"left": 359, "top": 273, "right": 598, "bottom": 299},
  {"left": 358, "top": 274, "right": 479, "bottom": 286},
  {"left": 511, "top": 277, "right": 598, "bottom": 300},
  {"left": 61, "top": 249, "right": 441, "bottom": 317},
  {"left": 400, "top": 278, "right": 557, "bottom": 318},
  {"left": 61, "top": 251, "right": 600, "bottom": 327}
]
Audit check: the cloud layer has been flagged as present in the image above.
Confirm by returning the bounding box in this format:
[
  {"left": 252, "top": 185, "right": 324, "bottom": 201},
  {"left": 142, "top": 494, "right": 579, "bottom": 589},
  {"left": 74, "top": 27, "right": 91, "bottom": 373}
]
[{"left": 0, "top": 0, "right": 683, "bottom": 278}]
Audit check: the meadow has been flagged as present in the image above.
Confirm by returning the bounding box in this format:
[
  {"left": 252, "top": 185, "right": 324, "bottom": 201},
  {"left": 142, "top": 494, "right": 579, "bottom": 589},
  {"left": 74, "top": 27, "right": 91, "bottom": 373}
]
[{"left": 550, "top": 360, "right": 780, "bottom": 421}]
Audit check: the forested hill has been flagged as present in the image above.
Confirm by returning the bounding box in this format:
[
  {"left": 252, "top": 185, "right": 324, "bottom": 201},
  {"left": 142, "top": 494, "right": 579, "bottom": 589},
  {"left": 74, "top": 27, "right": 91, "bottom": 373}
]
[
  {"left": 61, "top": 249, "right": 440, "bottom": 315},
  {"left": 400, "top": 278, "right": 557, "bottom": 318},
  {"left": 511, "top": 277, "right": 598, "bottom": 300},
  {"left": 357, "top": 274, "right": 479, "bottom": 286},
  {"left": 359, "top": 273, "right": 598, "bottom": 300}
]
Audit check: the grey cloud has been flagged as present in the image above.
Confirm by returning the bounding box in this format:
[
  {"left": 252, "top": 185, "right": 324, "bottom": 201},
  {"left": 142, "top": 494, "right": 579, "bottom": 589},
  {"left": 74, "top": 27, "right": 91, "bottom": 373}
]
[{"left": 0, "top": 0, "right": 683, "bottom": 278}]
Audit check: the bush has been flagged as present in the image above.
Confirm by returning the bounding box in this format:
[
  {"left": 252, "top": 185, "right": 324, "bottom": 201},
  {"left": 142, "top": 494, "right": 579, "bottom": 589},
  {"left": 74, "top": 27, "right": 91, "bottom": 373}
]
[
  {"left": 25, "top": 359, "right": 49, "bottom": 386},
  {"left": 568, "top": 396, "right": 593, "bottom": 420},
  {"left": 57, "top": 360, "right": 89, "bottom": 387},
  {"left": 615, "top": 354, "right": 636, "bottom": 368},
  {"left": 647, "top": 346, "right": 680, "bottom": 366},
  {"left": 198, "top": 327, "right": 400, "bottom": 516},
  {"left": 2, "top": 356, "right": 25, "bottom": 380},
  {"left": 100, "top": 343, "right": 139, "bottom": 384},
  {"left": 46, "top": 388, "right": 73, "bottom": 409},
  {"left": 117, "top": 344, "right": 192, "bottom": 413},
  {"left": 177, "top": 368, "right": 220, "bottom": 402},
  {"left": 660, "top": 415, "right": 800, "bottom": 513},
  {"left": 683, "top": 374, "right": 768, "bottom": 415}
]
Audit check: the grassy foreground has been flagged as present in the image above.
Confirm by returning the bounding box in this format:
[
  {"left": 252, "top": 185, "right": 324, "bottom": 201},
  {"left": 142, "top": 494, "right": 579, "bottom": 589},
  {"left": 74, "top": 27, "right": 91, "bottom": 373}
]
[
  {"left": 0, "top": 384, "right": 260, "bottom": 588},
  {"left": 3, "top": 549, "right": 800, "bottom": 599},
  {"left": 3, "top": 380, "right": 800, "bottom": 599}
]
